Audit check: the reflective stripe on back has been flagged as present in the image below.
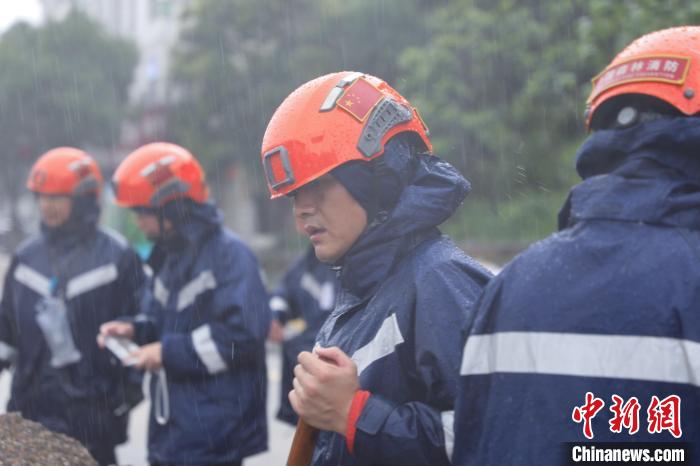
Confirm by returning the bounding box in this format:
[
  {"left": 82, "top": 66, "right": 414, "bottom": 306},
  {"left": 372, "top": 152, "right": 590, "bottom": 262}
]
[{"left": 461, "top": 332, "right": 700, "bottom": 387}]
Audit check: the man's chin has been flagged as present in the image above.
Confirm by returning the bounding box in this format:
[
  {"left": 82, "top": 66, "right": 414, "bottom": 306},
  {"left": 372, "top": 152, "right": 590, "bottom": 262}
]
[
  {"left": 313, "top": 246, "right": 341, "bottom": 264},
  {"left": 313, "top": 247, "right": 329, "bottom": 263},
  {"left": 42, "top": 219, "right": 66, "bottom": 228}
]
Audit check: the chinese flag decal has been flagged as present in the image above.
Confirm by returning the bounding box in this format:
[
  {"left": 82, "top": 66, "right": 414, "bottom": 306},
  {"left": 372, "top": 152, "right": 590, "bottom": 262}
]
[
  {"left": 71, "top": 160, "right": 93, "bottom": 180},
  {"left": 337, "top": 77, "right": 384, "bottom": 122},
  {"left": 146, "top": 163, "right": 175, "bottom": 188}
]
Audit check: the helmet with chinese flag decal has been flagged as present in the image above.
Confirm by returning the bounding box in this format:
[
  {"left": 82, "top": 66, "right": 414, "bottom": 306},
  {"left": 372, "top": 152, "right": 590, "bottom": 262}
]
[
  {"left": 586, "top": 26, "right": 700, "bottom": 130},
  {"left": 112, "top": 142, "right": 209, "bottom": 208},
  {"left": 27, "top": 147, "right": 103, "bottom": 197},
  {"left": 261, "top": 71, "right": 432, "bottom": 198}
]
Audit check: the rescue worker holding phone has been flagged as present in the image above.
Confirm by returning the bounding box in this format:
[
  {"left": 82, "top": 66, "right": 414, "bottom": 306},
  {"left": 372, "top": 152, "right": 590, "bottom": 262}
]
[{"left": 100, "top": 142, "right": 271, "bottom": 466}]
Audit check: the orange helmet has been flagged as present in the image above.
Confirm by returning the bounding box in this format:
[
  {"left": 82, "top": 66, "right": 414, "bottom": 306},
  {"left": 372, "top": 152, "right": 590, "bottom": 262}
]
[
  {"left": 112, "top": 142, "right": 209, "bottom": 208},
  {"left": 27, "top": 147, "right": 103, "bottom": 197},
  {"left": 586, "top": 26, "right": 700, "bottom": 129},
  {"left": 261, "top": 71, "right": 432, "bottom": 198}
]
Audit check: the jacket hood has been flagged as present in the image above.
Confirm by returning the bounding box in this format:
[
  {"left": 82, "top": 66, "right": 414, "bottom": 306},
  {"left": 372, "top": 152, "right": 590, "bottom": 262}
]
[
  {"left": 338, "top": 138, "right": 471, "bottom": 298},
  {"left": 156, "top": 199, "right": 222, "bottom": 253},
  {"left": 559, "top": 117, "right": 700, "bottom": 231},
  {"left": 41, "top": 194, "right": 100, "bottom": 249}
]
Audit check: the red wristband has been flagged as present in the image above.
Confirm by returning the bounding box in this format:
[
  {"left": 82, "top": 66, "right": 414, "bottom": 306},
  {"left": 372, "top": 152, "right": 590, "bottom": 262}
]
[{"left": 345, "top": 390, "right": 371, "bottom": 454}]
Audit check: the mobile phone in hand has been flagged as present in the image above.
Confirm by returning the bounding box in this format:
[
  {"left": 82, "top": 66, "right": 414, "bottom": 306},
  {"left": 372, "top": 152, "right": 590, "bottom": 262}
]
[{"left": 104, "top": 336, "right": 139, "bottom": 365}]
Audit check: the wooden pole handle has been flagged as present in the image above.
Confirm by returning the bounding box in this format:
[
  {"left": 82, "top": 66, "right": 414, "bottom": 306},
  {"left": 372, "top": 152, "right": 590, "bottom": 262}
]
[{"left": 286, "top": 419, "right": 319, "bottom": 466}]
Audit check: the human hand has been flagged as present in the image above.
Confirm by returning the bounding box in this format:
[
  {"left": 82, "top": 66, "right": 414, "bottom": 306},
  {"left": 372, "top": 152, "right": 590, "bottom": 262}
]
[
  {"left": 126, "top": 342, "right": 163, "bottom": 371},
  {"left": 289, "top": 346, "right": 359, "bottom": 434},
  {"left": 97, "top": 321, "right": 135, "bottom": 349}
]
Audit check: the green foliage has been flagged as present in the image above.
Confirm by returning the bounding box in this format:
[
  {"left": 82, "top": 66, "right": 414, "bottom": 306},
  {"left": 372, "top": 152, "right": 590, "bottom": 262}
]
[
  {"left": 168, "top": 0, "right": 436, "bottom": 231},
  {"left": 168, "top": 0, "right": 310, "bottom": 173},
  {"left": 399, "top": 0, "right": 700, "bottom": 204},
  {"left": 444, "top": 189, "right": 568, "bottom": 246},
  {"left": 0, "top": 11, "right": 137, "bottom": 198},
  {"left": 168, "top": 0, "right": 433, "bottom": 174},
  {"left": 102, "top": 195, "right": 148, "bottom": 251}
]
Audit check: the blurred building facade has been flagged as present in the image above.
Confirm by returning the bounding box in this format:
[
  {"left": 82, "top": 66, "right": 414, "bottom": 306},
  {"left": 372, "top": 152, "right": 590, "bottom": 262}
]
[
  {"left": 39, "top": 0, "right": 272, "bottom": 253},
  {"left": 41, "top": 0, "right": 189, "bottom": 106}
]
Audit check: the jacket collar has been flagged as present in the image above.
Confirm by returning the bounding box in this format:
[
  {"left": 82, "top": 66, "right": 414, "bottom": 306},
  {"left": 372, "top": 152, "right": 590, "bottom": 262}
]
[
  {"left": 559, "top": 117, "right": 700, "bottom": 231},
  {"left": 337, "top": 153, "right": 470, "bottom": 299}
]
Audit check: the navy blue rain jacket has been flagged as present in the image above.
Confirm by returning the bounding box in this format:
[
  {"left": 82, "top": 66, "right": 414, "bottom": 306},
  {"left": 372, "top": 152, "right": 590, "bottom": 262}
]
[
  {"left": 453, "top": 117, "right": 700, "bottom": 466},
  {"left": 311, "top": 143, "right": 492, "bottom": 466},
  {"left": 132, "top": 201, "right": 270, "bottom": 464},
  {"left": 271, "top": 246, "right": 337, "bottom": 424},
  {"left": 0, "top": 203, "right": 145, "bottom": 454}
]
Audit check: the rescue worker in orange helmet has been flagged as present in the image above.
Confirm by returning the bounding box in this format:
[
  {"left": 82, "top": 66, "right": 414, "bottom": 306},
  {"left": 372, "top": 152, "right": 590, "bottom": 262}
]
[
  {"left": 99, "top": 142, "right": 271, "bottom": 466},
  {"left": 453, "top": 26, "right": 700, "bottom": 465},
  {"left": 261, "top": 71, "right": 492, "bottom": 466},
  {"left": 0, "top": 147, "right": 146, "bottom": 465}
]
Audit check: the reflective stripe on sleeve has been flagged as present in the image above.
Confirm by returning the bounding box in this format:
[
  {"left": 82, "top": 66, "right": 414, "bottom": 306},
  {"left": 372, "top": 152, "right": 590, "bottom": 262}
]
[
  {"left": 441, "top": 410, "right": 454, "bottom": 461},
  {"left": 269, "top": 296, "right": 289, "bottom": 312},
  {"left": 0, "top": 341, "right": 17, "bottom": 362},
  {"left": 192, "top": 324, "right": 228, "bottom": 374},
  {"left": 154, "top": 277, "right": 169, "bottom": 307}
]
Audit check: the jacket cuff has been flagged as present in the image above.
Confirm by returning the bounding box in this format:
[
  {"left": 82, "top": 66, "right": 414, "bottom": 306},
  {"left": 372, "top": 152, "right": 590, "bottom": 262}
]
[
  {"left": 346, "top": 390, "right": 371, "bottom": 454},
  {"left": 129, "top": 315, "right": 158, "bottom": 345},
  {"left": 161, "top": 332, "right": 198, "bottom": 376},
  {"left": 351, "top": 393, "right": 397, "bottom": 460}
]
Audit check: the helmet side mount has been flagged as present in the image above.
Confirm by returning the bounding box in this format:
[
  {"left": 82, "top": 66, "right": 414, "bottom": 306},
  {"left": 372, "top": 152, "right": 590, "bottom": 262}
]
[
  {"left": 358, "top": 98, "right": 413, "bottom": 157},
  {"left": 263, "top": 145, "right": 295, "bottom": 192}
]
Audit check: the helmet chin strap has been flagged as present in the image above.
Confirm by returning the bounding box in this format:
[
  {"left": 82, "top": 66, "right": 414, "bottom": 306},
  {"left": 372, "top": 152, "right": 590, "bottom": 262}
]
[
  {"left": 154, "top": 208, "right": 180, "bottom": 246},
  {"left": 152, "top": 200, "right": 193, "bottom": 253},
  {"left": 157, "top": 209, "right": 167, "bottom": 242},
  {"left": 368, "top": 158, "right": 389, "bottom": 227}
]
